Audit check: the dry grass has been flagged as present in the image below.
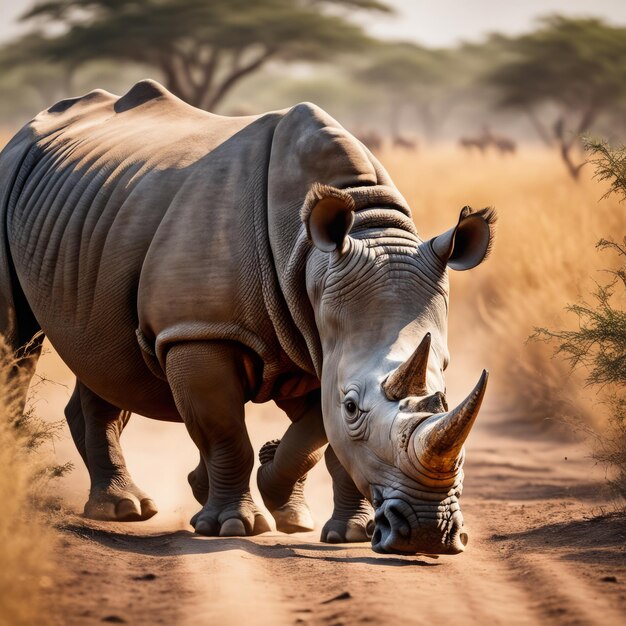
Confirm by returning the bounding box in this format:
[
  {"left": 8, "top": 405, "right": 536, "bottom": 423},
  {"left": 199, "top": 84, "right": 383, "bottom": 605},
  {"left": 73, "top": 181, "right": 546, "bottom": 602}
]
[
  {"left": 0, "top": 337, "right": 61, "bottom": 626},
  {"left": 383, "top": 146, "right": 626, "bottom": 434}
]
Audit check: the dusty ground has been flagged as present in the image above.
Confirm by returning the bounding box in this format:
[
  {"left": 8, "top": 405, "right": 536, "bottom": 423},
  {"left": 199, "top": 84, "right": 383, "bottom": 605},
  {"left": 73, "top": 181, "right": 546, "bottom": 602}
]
[{"left": 33, "top": 346, "right": 626, "bottom": 626}]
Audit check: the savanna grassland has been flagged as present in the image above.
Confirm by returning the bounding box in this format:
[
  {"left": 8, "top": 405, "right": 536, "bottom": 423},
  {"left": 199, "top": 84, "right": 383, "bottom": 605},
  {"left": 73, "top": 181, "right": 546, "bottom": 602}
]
[
  {"left": 0, "top": 336, "right": 60, "bottom": 626},
  {"left": 0, "top": 138, "right": 625, "bottom": 626},
  {"left": 388, "top": 146, "right": 625, "bottom": 435}
]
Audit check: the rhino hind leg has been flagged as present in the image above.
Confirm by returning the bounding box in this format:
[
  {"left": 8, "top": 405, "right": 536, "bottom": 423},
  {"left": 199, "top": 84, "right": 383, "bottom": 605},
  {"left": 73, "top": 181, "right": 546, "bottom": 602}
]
[
  {"left": 257, "top": 391, "right": 326, "bottom": 533},
  {"left": 68, "top": 381, "right": 158, "bottom": 522},
  {"left": 0, "top": 281, "right": 45, "bottom": 417},
  {"left": 166, "top": 341, "right": 270, "bottom": 537},
  {"left": 321, "top": 446, "right": 375, "bottom": 544}
]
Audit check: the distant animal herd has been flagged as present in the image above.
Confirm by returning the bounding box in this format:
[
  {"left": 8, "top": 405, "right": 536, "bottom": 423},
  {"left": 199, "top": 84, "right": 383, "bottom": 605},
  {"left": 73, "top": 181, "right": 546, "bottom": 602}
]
[{"left": 357, "top": 126, "right": 517, "bottom": 155}]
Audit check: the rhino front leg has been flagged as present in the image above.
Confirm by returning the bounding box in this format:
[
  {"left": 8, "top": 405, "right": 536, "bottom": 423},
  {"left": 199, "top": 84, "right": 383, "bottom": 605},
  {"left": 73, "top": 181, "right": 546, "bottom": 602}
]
[
  {"left": 166, "top": 341, "right": 270, "bottom": 537},
  {"left": 321, "top": 446, "right": 375, "bottom": 543},
  {"left": 257, "top": 390, "right": 327, "bottom": 533},
  {"left": 70, "top": 381, "right": 158, "bottom": 521}
]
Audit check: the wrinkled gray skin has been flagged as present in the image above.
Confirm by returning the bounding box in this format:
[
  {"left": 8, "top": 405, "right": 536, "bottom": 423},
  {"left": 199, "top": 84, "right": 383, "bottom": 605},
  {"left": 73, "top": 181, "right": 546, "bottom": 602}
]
[{"left": 0, "top": 80, "right": 495, "bottom": 554}]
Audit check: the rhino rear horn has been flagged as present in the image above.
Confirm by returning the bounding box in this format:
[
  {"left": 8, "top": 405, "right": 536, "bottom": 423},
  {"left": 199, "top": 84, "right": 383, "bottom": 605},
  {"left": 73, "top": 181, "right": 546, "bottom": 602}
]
[
  {"left": 383, "top": 333, "right": 431, "bottom": 400},
  {"left": 414, "top": 370, "right": 488, "bottom": 473}
]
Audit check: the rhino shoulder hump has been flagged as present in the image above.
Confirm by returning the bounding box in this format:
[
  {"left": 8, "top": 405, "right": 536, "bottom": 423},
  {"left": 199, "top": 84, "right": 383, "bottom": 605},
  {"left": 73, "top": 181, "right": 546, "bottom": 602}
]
[
  {"left": 30, "top": 87, "right": 116, "bottom": 136},
  {"left": 114, "top": 79, "right": 173, "bottom": 113},
  {"left": 44, "top": 88, "right": 116, "bottom": 115}
]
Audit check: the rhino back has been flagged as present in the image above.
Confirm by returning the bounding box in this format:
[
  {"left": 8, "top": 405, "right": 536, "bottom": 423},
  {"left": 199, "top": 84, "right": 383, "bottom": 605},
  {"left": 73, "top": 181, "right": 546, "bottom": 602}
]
[{"left": 4, "top": 80, "right": 272, "bottom": 415}]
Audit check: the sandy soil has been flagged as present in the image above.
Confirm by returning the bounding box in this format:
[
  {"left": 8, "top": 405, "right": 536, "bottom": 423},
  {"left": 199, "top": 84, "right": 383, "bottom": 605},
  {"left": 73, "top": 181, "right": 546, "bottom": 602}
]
[{"left": 35, "top": 346, "right": 626, "bottom": 626}]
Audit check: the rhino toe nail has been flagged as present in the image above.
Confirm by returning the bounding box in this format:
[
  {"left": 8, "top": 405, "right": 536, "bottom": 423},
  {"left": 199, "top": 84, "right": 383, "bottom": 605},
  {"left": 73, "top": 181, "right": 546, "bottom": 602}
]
[
  {"left": 194, "top": 519, "right": 215, "bottom": 535},
  {"left": 219, "top": 518, "right": 247, "bottom": 536},
  {"left": 115, "top": 499, "right": 141, "bottom": 521},
  {"left": 345, "top": 525, "right": 369, "bottom": 543},
  {"left": 252, "top": 514, "right": 272, "bottom": 535},
  {"left": 326, "top": 530, "right": 344, "bottom": 543},
  {"left": 140, "top": 498, "right": 158, "bottom": 519}
]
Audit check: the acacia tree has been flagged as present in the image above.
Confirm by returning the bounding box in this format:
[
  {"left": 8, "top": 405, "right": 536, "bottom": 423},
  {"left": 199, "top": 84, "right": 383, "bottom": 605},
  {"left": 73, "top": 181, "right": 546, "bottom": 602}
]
[
  {"left": 486, "top": 16, "right": 626, "bottom": 178},
  {"left": 354, "top": 42, "right": 453, "bottom": 139},
  {"left": 0, "top": 34, "right": 76, "bottom": 108},
  {"left": 13, "top": 0, "right": 390, "bottom": 110}
]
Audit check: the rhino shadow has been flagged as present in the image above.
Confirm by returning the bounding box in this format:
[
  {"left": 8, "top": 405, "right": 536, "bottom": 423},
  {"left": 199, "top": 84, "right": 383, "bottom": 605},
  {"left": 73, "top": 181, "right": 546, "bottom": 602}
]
[{"left": 61, "top": 523, "right": 438, "bottom": 567}]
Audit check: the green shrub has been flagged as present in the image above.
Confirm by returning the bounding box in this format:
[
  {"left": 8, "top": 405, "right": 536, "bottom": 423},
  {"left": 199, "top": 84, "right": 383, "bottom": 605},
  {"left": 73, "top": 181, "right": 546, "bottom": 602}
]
[{"left": 534, "top": 138, "right": 626, "bottom": 501}]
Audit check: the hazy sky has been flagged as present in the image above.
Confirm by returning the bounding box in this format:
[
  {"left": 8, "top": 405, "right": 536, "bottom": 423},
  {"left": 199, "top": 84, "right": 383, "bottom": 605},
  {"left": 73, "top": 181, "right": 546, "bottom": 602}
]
[
  {"left": 365, "top": 0, "right": 626, "bottom": 46},
  {"left": 2, "top": 0, "right": 626, "bottom": 46}
]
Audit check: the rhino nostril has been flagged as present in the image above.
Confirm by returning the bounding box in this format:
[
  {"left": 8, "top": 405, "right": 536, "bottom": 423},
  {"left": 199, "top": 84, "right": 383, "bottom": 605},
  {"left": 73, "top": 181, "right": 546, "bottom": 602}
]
[
  {"left": 386, "top": 504, "right": 411, "bottom": 539},
  {"left": 375, "top": 508, "right": 391, "bottom": 532},
  {"left": 372, "top": 505, "right": 391, "bottom": 551},
  {"left": 373, "top": 500, "right": 412, "bottom": 547},
  {"left": 372, "top": 526, "right": 383, "bottom": 547}
]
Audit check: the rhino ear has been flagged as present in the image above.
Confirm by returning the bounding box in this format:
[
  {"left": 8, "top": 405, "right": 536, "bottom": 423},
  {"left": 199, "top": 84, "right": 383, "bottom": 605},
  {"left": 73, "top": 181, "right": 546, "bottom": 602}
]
[
  {"left": 431, "top": 206, "right": 497, "bottom": 271},
  {"left": 302, "top": 183, "right": 355, "bottom": 253}
]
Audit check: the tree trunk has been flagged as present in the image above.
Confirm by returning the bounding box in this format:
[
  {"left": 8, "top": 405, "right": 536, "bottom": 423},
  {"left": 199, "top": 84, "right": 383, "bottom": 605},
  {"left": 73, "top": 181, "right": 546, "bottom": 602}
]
[
  {"left": 559, "top": 140, "right": 584, "bottom": 180},
  {"left": 553, "top": 106, "right": 597, "bottom": 180},
  {"left": 203, "top": 48, "right": 276, "bottom": 111},
  {"left": 525, "top": 107, "right": 554, "bottom": 148},
  {"left": 160, "top": 46, "right": 275, "bottom": 112}
]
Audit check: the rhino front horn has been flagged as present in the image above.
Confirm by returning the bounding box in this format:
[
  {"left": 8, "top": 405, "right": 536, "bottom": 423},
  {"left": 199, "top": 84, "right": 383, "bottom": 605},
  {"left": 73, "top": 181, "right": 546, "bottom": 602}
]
[
  {"left": 383, "top": 333, "right": 431, "bottom": 400},
  {"left": 413, "top": 370, "right": 489, "bottom": 473}
]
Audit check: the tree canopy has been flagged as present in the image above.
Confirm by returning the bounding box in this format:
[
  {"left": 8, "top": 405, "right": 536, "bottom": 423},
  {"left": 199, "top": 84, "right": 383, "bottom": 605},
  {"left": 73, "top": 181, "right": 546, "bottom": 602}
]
[
  {"left": 353, "top": 41, "right": 454, "bottom": 137},
  {"left": 14, "top": 0, "right": 391, "bottom": 110},
  {"left": 486, "top": 16, "right": 626, "bottom": 177},
  {"left": 4, "top": 7, "right": 626, "bottom": 150}
]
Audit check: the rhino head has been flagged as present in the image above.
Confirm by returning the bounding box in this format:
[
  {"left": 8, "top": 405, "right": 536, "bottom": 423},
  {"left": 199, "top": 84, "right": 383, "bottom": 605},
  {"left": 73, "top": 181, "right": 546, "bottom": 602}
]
[{"left": 303, "top": 184, "right": 495, "bottom": 555}]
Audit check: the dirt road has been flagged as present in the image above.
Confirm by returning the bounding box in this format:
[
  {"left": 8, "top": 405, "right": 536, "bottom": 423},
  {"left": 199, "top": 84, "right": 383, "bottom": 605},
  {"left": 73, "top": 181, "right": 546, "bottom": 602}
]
[{"left": 36, "top": 348, "right": 626, "bottom": 626}]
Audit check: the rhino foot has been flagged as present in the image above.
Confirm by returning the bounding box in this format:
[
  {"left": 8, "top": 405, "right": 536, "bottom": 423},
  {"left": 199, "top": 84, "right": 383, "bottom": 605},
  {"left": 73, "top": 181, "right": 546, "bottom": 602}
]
[
  {"left": 190, "top": 494, "right": 271, "bottom": 537},
  {"left": 270, "top": 498, "right": 315, "bottom": 534},
  {"left": 321, "top": 512, "right": 375, "bottom": 544},
  {"left": 84, "top": 482, "right": 158, "bottom": 522},
  {"left": 257, "top": 439, "right": 315, "bottom": 534}
]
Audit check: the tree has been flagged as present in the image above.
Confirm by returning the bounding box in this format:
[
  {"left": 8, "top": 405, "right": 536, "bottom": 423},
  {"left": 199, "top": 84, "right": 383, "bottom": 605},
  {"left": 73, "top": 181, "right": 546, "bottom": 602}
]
[
  {"left": 353, "top": 41, "right": 454, "bottom": 139},
  {"left": 0, "top": 34, "right": 76, "bottom": 108},
  {"left": 486, "top": 16, "right": 626, "bottom": 178},
  {"left": 12, "top": 0, "right": 390, "bottom": 111}
]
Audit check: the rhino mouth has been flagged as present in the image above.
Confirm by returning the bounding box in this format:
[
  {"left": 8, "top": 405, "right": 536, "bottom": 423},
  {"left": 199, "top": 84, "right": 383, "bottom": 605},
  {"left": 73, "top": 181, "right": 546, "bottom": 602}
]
[{"left": 371, "top": 496, "right": 467, "bottom": 555}]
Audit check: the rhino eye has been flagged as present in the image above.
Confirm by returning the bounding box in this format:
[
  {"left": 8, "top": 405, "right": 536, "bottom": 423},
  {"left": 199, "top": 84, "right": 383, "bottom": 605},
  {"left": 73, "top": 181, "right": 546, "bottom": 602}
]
[
  {"left": 345, "top": 400, "right": 358, "bottom": 417},
  {"left": 342, "top": 392, "right": 363, "bottom": 422},
  {"left": 342, "top": 393, "right": 369, "bottom": 439}
]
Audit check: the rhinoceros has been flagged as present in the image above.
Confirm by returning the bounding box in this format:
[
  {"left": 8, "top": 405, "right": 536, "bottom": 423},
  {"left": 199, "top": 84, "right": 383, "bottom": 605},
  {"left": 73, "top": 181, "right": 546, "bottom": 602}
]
[{"left": 0, "top": 80, "right": 495, "bottom": 555}]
